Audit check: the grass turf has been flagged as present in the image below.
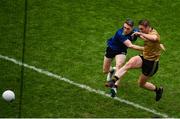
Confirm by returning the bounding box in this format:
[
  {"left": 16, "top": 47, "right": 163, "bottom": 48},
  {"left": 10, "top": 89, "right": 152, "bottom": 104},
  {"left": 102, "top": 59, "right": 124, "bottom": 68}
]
[{"left": 0, "top": 0, "right": 180, "bottom": 117}]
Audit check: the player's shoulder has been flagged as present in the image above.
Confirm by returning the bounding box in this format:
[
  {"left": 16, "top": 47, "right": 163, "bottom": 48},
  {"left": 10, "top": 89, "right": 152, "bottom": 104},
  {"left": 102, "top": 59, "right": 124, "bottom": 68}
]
[
  {"left": 116, "top": 28, "right": 124, "bottom": 35},
  {"left": 117, "top": 28, "right": 123, "bottom": 33},
  {"left": 150, "top": 28, "right": 159, "bottom": 35},
  {"left": 150, "top": 28, "right": 160, "bottom": 40}
]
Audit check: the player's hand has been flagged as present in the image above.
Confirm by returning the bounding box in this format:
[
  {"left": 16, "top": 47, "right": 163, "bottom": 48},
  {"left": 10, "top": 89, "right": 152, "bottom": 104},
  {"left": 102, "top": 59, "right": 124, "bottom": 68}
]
[{"left": 131, "top": 32, "right": 141, "bottom": 37}]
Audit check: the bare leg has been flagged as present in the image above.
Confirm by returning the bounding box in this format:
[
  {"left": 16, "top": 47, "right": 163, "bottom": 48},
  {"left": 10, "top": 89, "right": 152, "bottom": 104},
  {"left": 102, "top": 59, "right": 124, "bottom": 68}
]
[
  {"left": 114, "top": 54, "right": 126, "bottom": 86},
  {"left": 115, "top": 54, "right": 126, "bottom": 70},
  {"left": 108, "top": 56, "right": 142, "bottom": 97},
  {"left": 115, "top": 55, "right": 142, "bottom": 80},
  {"left": 138, "top": 73, "right": 164, "bottom": 101},
  {"left": 103, "top": 56, "right": 112, "bottom": 74},
  {"left": 138, "top": 74, "right": 156, "bottom": 91}
]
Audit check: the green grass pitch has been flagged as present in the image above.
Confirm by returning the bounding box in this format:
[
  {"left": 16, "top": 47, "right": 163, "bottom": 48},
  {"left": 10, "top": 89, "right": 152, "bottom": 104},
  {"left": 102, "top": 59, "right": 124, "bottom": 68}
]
[{"left": 0, "top": 0, "right": 180, "bottom": 117}]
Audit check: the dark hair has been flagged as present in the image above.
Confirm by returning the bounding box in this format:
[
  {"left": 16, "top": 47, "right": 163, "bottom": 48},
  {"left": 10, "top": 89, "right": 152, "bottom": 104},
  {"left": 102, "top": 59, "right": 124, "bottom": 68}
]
[
  {"left": 125, "top": 19, "right": 134, "bottom": 27},
  {"left": 138, "top": 19, "right": 150, "bottom": 27}
]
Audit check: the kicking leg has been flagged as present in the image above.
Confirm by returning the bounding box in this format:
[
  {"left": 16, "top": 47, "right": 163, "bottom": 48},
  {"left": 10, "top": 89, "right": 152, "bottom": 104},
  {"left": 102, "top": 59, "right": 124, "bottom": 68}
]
[
  {"left": 106, "top": 55, "right": 142, "bottom": 87},
  {"left": 114, "top": 55, "right": 142, "bottom": 82},
  {"left": 107, "top": 55, "right": 142, "bottom": 97}
]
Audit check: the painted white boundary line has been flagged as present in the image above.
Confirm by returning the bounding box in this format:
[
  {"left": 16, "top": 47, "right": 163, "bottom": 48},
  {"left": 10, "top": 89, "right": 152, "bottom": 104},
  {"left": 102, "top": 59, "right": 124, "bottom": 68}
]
[{"left": 0, "top": 54, "right": 169, "bottom": 117}]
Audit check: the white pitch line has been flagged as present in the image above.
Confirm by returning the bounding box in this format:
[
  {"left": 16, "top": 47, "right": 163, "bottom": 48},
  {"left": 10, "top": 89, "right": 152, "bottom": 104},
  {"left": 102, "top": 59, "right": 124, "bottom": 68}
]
[{"left": 0, "top": 54, "right": 169, "bottom": 118}]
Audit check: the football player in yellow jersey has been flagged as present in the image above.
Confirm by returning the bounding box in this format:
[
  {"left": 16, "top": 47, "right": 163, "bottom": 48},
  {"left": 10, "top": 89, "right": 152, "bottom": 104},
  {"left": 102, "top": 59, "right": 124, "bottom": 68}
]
[{"left": 106, "top": 19, "right": 165, "bottom": 101}]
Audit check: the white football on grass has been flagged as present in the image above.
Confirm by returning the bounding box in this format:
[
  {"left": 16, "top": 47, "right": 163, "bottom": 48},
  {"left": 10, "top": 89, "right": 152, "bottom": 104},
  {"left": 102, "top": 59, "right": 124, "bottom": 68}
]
[{"left": 2, "top": 90, "right": 15, "bottom": 102}]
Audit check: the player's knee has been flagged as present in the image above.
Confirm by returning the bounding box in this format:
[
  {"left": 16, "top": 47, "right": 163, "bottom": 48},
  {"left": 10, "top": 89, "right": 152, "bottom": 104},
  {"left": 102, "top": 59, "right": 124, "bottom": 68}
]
[{"left": 124, "top": 61, "right": 133, "bottom": 70}]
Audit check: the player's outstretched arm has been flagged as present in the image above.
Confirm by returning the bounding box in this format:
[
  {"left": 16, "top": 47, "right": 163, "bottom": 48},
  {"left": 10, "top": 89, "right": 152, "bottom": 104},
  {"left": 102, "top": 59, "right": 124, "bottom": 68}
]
[
  {"left": 132, "top": 32, "right": 158, "bottom": 41},
  {"left": 124, "top": 39, "right": 144, "bottom": 51}
]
